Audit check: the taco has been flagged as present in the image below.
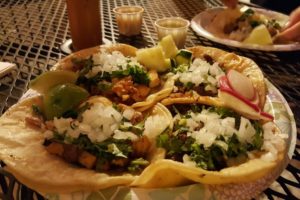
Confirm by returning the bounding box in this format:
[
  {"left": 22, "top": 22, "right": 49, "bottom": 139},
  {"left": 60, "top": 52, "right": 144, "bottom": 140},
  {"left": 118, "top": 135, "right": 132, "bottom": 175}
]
[
  {"left": 160, "top": 45, "right": 269, "bottom": 120},
  {"left": 132, "top": 103, "right": 286, "bottom": 188},
  {"left": 0, "top": 95, "right": 172, "bottom": 194},
  {"left": 51, "top": 44, "right": 170, "bottom": 110}
]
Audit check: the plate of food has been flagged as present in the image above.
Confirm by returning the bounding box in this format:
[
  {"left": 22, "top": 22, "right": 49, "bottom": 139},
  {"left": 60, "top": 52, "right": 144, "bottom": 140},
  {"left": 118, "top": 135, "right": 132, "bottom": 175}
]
[
  {"left": 191, "top": 6, "right": 300, "bottom": 51},
  {"left": 0, "top": 35, "right": 296, "bottom": 200}
]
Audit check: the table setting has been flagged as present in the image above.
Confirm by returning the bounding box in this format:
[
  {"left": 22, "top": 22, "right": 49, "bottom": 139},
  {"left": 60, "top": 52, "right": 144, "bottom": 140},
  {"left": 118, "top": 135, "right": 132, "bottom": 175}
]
[{"left": 0, "top": 0, "right": 299, "bottom": 199}]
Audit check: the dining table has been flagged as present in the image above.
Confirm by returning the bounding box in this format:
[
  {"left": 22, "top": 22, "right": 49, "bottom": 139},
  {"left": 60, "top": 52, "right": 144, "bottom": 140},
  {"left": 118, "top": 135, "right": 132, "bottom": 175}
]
[{"left": 0, "top": 0, "right": 299, "bottom": 199}]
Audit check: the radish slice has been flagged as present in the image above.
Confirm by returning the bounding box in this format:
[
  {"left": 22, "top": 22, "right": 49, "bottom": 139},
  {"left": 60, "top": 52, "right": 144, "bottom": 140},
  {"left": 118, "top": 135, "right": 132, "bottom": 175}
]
[
  {"left": 219, "top": 90, "right": 261, "bottom": 120},
  {"left": 250, "top": 90, "right": 259, "bottom": 106},
  {"left": 219, "top": 75, "right": 274, "bottom": 121},
  {"left": 219, "top": 75, "right": 259, "bottom": 112},
  {"left": 260, "top": 112, "right": 274, "bottom": 121},
  {"left": 227, "top": 70, "right": 255, "bottom": 101}
]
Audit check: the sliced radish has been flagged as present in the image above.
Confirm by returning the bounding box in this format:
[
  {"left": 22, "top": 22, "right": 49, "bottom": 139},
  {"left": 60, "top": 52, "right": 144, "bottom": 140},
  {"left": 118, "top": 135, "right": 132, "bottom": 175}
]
[
  {"left": 218, "top": 75, "right": 273, "bottom": 121},
  {"left": 219, "top": 90, "right": 261, "bottom": 120},
  {"left": 219, "top": 75, "right": 259, "bottom": 112},
  {"left": 227, "top": 70, "right": 255, "bottom": 101},
  {"left": 260, "top": 112, "right": 274, "bottom": 121},
  {"left": 250, "top": 90, "right": 259, "bottom": 106}
]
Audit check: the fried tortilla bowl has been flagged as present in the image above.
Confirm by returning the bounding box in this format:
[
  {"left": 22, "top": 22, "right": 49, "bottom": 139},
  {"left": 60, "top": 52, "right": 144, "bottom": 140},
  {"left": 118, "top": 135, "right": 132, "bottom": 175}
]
[
  {"left": 52, "top": 43, "right": 173, "bottom": 112},
  {"left": 0, "top": 95, "right": 173, "bottom": 194},
  {"left": 161, "top": 45, "right": 266, "bottom": 109}
]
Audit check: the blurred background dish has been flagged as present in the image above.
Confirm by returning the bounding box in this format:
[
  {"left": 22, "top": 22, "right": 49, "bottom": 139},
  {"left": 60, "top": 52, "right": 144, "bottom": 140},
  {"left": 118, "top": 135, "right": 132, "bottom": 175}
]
[{"left": 191, "top": 7, "right": 300, "bottom": 51}]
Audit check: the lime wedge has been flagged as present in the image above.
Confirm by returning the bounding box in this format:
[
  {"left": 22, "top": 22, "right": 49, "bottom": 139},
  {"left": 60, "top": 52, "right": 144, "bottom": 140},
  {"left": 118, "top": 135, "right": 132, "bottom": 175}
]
[
  {"left": 30, "top": 71, "right": 78, "bottom": 94},
  {"left": 44, "top": 83, "right": 89, "bottom": 120},
  {"left": 243, "top": 24, "right": 273, "bottom": 45}
]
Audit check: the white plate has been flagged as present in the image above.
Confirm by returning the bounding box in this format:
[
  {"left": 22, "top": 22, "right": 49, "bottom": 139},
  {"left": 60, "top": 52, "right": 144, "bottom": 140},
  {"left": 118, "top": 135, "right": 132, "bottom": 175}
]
[{"left": 191, "top": 7, "right": 300, "bottom": 51}]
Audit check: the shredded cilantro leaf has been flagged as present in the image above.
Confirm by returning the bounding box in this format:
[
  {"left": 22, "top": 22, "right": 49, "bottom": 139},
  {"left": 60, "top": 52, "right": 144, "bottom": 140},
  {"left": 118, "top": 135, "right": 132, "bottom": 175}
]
[
  {"left": 72, "top": 56, "right": 94, "bottom": 76},
  {"left": 32, "top": 104, "right": 43, "bottom": 116},
  {"left": 238, "top": 8, "right": 254, "bottom": 21},
  {"left": 112, "top": 65, "right": 150, "bottom": 85},
  {"left": 157, "top": 105, "right": 266, "bottom": 171},
  {"left": 128, "top": 158, "right": 149, "bottom": 172}
]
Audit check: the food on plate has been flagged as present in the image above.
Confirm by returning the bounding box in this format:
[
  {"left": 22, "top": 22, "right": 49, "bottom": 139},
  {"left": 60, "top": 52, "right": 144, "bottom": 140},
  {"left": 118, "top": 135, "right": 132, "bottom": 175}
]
[
  {"left": 243, "top": 24, "right": 273, "bottom": 45},
  {"left": 0, "top": 95, "right": 172, "bottom": 193},
  {"left": 41, "top": 95, "right": 173, "bottom": 172},
  {"left": 132, "top": 103, "right": 286, "bottom": 188},
  {"left": 206, "top": 7, "right": 286, "bottom": 45},
  {"left": 53, "top": 44, "right": 160, "bottom": 106},
  {"left": 160, "top": 45, "right": 267, "bottom": 120},
  {"left": 0, "top": 38, "right": 288, "bottom": 197},
  {"left": 48, "top": 43, "right": 176, "bottom": 112}
]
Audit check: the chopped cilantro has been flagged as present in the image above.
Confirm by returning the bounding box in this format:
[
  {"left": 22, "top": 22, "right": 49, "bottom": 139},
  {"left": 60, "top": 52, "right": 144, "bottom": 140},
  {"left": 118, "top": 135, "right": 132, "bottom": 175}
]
[
  {"left": 97, "top": 81, "right": 112, "bottom": 92},
  {"left": 52, "top": 131, "right": 65, "bottom": 142},
  {"left": 227, "top": 134, "right": 247, "bottom": 157},
  {"left": 107, "top": 143, "right": 127, "bottom": 158},
  {"left": 238, "top": 8, "right": 254, "bottom": 21},
  {"left": 250, "top": 20, "right": 261, "bottom": 28},
  {"left": 61, "top": 102, "right": 91, "bottom": 119},
  {"left": 156, "top": 133, "right": 169, "bottom": 148},
  {"left": 185, "top": 82, "right": 195, "bottom": 90},
  {"left": 208, "top": 107, "right": 241, "bottom": 128},
  {"left": 128, "top": 158, "right": 149, "bottom": 172},
  {"left": 157, "top": 105, "right": 266, "bottom": 171},
  {"left": 267, "top": 19, "right": 282, "bottom": 30},
  {"left": 119, "top": 122, "right": 144, "bottom": 136},
  {"left": 249, "top": 121, "right": 264, "bottom": 150},
  {"left": 112, "top": 65, "right": 150, "bottom": 85},
  {"left": 72, "top": 56, "right": 94, "bottom": 76},
  {"left": 32, "top": 104, "right": 43, "bottom": 116},
  {"left": 62, "top": 110, "right": 78, "bottom": 119},
  {"left": 190, "top": 104, "right": 203, "bottom": 113}
]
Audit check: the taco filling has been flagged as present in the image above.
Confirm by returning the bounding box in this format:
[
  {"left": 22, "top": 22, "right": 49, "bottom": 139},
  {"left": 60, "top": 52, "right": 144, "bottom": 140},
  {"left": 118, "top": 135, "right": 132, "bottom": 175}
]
[
  {"left": 29, "top": 97, "right": 170, "bottom": 173},
  {"left": 157, "top": 104, "right": 286, "bottom": 171},
  {"left": 73, "top": 49, "right": 160, "bottom": 104},
  {"left": 170, "top": 54, "right": 225, "bottom": 98}
]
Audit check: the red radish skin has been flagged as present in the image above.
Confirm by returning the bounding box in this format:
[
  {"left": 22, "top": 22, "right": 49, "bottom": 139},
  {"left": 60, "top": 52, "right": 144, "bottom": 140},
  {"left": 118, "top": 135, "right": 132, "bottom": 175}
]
[
  {"left": 227, "top": 70, "right": 255, "bottom": 101},
  {"left": 219, "top": 75, "right": 273, "bottom": 121},
  {"left": 260, "top": 111, "right": 274, "bottom": 121},
  {"left": 250, "top": 91, "right": 259, "bottom": 105},
  {"left": 219, "top": 76, "right": 260, "bottom": 112},
  {"left": 219, "top": 91, "right": 262, "bottom": 120}
]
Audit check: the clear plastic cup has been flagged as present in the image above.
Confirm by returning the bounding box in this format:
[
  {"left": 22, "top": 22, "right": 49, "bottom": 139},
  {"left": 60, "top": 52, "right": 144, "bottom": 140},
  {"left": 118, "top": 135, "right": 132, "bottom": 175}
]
[
  {"left": 113, "top": 6, "right": 144, "bottom": 36},
  {"left": 155, "top": 17, "right": 190, "bottom": 48}
]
